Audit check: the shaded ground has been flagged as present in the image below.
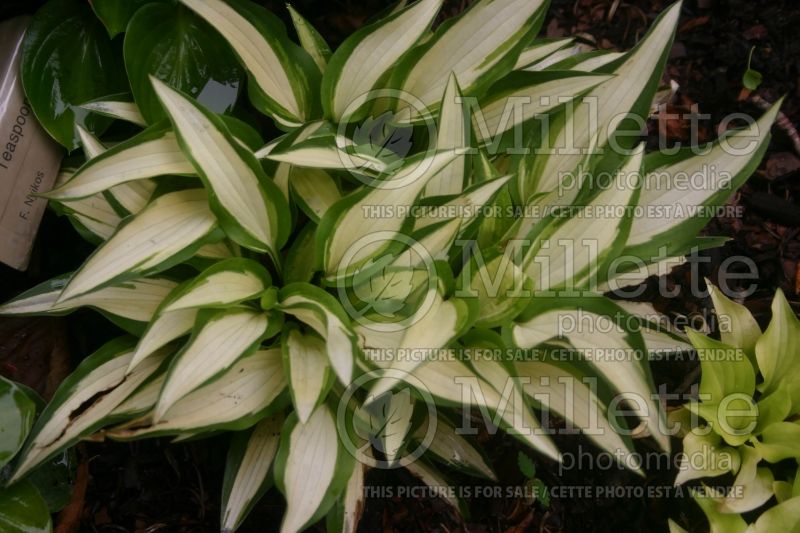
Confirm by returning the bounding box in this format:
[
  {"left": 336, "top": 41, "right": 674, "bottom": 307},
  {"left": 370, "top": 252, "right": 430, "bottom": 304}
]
[{"left": 1, "top": 0, "right": 799, "bottom": 531}]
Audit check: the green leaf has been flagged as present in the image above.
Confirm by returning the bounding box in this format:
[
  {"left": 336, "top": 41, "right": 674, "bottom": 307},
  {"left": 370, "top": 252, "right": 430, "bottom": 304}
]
[
  {"left": 743, "top": 47, "right": 763, "bottom": 91},
  {"left": 221, "top": 414, "right": 283, "bottom": 533},
  {"left": 674, "top": 429, "right": 740, "bottom": 485},
  {"left": 0, "top": 377, "right": 36, "bottom": 469},
  {"left": 752, "top": 422, "right": 800, "bottom": 463},
  {"left": 707, "top": 282, "right": 761, "bottom": 357},
  {"left": 21, "top": 0, "right": 126, "bottom": 150},
  {"left": 90, "top": 0, "right": 152, "bottom": 37},
  {"left": 151, "top": 79, "right": 291, "bottom": 257},
  {"left": 124, "top": 1, "right": 244, "bottom": 124},
  {"left": 755, "top": 289, "right": 800, "bottom": 409},
  {"left": 0, "top": 480, "right": 52, "bottom": 533},
  {"left": 517, "top": 451, "right": 536, "bottom": 478},
  {"left": 180, "top": 0, "right": 319, "bottom": 127}
]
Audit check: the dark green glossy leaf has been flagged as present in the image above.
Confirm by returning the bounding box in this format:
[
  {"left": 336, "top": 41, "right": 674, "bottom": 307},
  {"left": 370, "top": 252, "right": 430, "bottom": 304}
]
[
  {"left": 22, "top": 0, "right": 126, "bottom": 150},
  {"left": 0, "top": 480, "right": 52, "bottom": 533},
  {"left": 90, "top": 0, "right": 154, "bottom": 37},
  {"left": 0, "top": 377, "right": 36, "bottom": 470},
  {"left": 124, "top": 2, "right": 244, "bottom": 124},
  {"left": 27, "top": 449, "right": 76, "bottom": 513}
]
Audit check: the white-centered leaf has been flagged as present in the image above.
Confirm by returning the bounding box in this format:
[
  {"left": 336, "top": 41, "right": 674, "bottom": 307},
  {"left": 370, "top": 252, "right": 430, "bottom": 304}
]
[
  {"left": 413, "top": 417, "right": 496, "bottom": 480},
  {"left": 513, "top": 38, "right": 574, "bottom": 70},
  {"left": 287, "top": 5, "right": 331, "bottom": 72},
  {"left": 279, "top": 284, "right": 359, "bottom": 384},
  {"left": 46, "top": 125, "right": 193, "bottom": 201},
  {"left": 283, "top": 329, "right": 331, "bottom": 423},
  {"left": 320, "top": 151, "right": 458, "bottom": 278},
  {"left": 290, "top": 167, "right": 341, "bottom": 222},
  {"left": 11, "top": 338, "right": 169, "bottom": 481},
  {"left": 528, "top": 2, "right": 681, "bottom": 197},
  {"left": 151, "top": 77, "right": 290, "bottom": 255},
  {"left": 221, "top": 414, "right": 283, "bottom": 533},
  {"left": 0, "top": 275, "right": 176, "bottom": 324},
  {"left": 108, "top": 348, "right": 286, "bottom": 439},
  {"left": 57, "top": 189, "right": 219, "bottom": 302},
  {"left": 322, "top": 0, "right": 441, "bottom": 120},
  {"left": 128, "top": 308, "right": 199, "bottom": 372},
  {"left": 396, "top": 0, "right": 547, "bottom": 112},
  {"left": 274, "top": 405, "right": 349, "bottom": 533},
  {"left": 162, "top": 258, "right": 271, "bottom": 312},
  {"left": 154, "top": 308, "right": 269, "bottom": 420},
  {"left": 180, "top": 0, "right": 314, "bottom": 125},
  {"left": 81, "top": 97, "right": 147, "bottom": 126}
]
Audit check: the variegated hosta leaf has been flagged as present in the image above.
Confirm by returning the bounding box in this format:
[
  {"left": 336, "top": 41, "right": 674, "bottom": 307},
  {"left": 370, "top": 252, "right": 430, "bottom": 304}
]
[
  {"left": 282, "top": 329, "right": 332, "bottom": 424},
  {"left": 321, "top": 0, "right": 441, "bottom": 120},
  {"left": 362, "top": 288, "right": 471, "bottom": 399},
  {"left": 474, "top": 71, "right": 611, "bottom": 145},
  {"left": 180, "top": 0, "right": 317, "bottom": 127},
  {"left": 626, "top": 101, "right": 781, "bottom": 259},
  {"left": 524, "top": 2, "right": 681, "bottom": 198},
  {"left": 162, "top": 258, "right": 271, "bottom": 312},
  {"left": 74, "top": 124, "right": 158, "bottom": 216},
  {"left": 361, "top": 386, "right": 415, "bottom": 465},
  {"left": 412, "top": 417, "right": 496, "bottom": 480},
  {"left": 513, "top": 37, "right": 574, "bottom": 70},
  {"left": 393, "top": 0, "right": 548, "bottom": 115},
  {"left": 508, "top": 297, "right": 669, "bottom": 452},
  {"left": 278, "top": 283, "right": 359, "bottom": 384},
  {"left": 523, "top": 146, "right": 643, "bottom": 291},
  {"left": 326, "top": 449, "right": 370, "bottom": 533},
  {"left": 423, "top": 73, "right": 470, "bottom": 198},
  {"left": 410, "top": 357, "right": 560, "bottom": 461},
  {"left": 57, "top": 189, "right": 220, "bottom": 302},
  {"left": 413, "top": 175, "right": 512, "bottom": 232},
  {"left": 45, "top": 123, "right": 193, "bottom": 201},
  {"left": 273, "top": 405, "right": 354, "bottom": 533},
  {"left": 10, "top": 338, "right": 169, "bottom": 482},
  {"left": 264, "top": 135, "right": 387, "bottom": 174},
  {"left": 221, "top": 414, "right": 283, "bottom": 533},
  {"left": 151, "top": 78, "right": 290, "bottom": 256},
  {"left": 404, "top": 459, "right": 463, "bottom": 513},
  {"left": 0, "top": 274, "right": 176, "bottom": 325},
  {"left": 155, "top": 308, "right": 269, "bottom": 419},
  {"left": 81, "top": 96, "right": 147, "bottom": 126},
  {"left": 612, "top": 300, "right": 693, "bottom": 356},
  {"left": 128, "top": 308, "right": 198, "bottom": 372},
  {"left": 108, "top": 348, "right": 287, "bottom": 439},
  {"left": 515, "top": 360, "right": 642, "bottom": 472},
  {"left": 290, "top": 167, "right": 341, "bottom": 222},
  {"left": 318, "top": 151, "right": 458, "bottom": 279},
  {"left": 287, "top": 5, "right": 331, "bottom": 72}
]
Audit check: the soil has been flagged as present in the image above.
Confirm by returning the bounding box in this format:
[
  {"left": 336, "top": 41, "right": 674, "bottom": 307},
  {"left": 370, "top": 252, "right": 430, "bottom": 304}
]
[{"left": 1, "top": 0, "right": 799, "bottom": 531}]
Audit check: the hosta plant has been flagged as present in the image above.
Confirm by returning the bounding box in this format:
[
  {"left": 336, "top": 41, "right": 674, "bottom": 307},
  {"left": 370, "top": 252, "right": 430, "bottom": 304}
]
[
  {"left": 671, "top": 285, "right": 800, "bottom": 532},
  {"left": 0, "top": 0, "right": 781, "bottom": 531}
]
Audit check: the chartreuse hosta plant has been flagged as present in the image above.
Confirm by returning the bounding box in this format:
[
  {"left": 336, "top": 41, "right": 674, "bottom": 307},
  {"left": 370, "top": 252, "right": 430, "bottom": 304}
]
[
  {"left": 669, "top": 286, "right": 800, "bottom": 532},
  {"left": 0, "top": 0, "right": 781, "bottom": 530}
]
